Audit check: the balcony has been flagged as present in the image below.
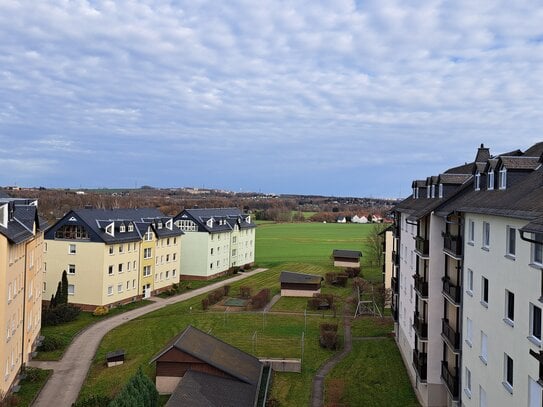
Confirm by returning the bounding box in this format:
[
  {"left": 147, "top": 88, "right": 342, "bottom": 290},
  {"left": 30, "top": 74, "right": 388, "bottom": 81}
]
[
  {"left": 441, "top": 319, "right": 461, "bottom": 352},
  {"left": 392, "top": 251, "right": 399, "bottom": 265},
  {"left": 391, "top": 276, "right": 398, "bottom": 293},
  {"left": 392, "top": 301, "right": 398, "bottom": 321},
  {"left": 442, "top": 277, "right": 461, "bottom": 305},
  {"left": 415, "top": 237, "right": 429, "bottom": 256},
  {"left": 413, "top": 275, "right": 429, "bottom": 299},
  {"left": 413, "top": 313, "right": 428, "bottom": 340},
  {"left": 441, "top": 361, "right": 459, "bottom": 399},
  {"left": 443, "top": 234, "right": 463, "bottom": 257},
  {"left": 412, "top": 349, "right": 428, "bottom": 382}
]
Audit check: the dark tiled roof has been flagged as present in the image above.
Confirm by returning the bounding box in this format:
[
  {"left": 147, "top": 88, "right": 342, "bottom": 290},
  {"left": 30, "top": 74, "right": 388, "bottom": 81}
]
[
  {"left": 166, "top": 370, "right": 255, "bottom": 407},
  {"left": 0, "top": 199, "right": 41, "bottom": 244},
  {"left": 519, "top": 216, "right": 543, "bottom": 234},
  {"left": 475, "top": 144, "right": 491, "bottom": 163},
  {"left": 151, "top": 326, "right": 262, "bottom": 386},
  {"left": 332, "top": 249, "right": 363, "bottom": 259},
  {"left": 499, "top": 156, "right": 540, "bottom": 170},
  {"left": 175, "top": 208, "right": 256, "bottom": 233},
  {"left": 280, "top": 271, "right": 323, "bottom": 285},
  {"left": 523, "top": 142, "right": 543, "bottom": 157},
  {"left": 438, "top": 174, "right": 471, "bottom": 185},
  {"left": 444, "top": 162, "right": 474, "bottom": 174},
  {"left": 412, "top": 180, "right": 426, "bottom": 188}
]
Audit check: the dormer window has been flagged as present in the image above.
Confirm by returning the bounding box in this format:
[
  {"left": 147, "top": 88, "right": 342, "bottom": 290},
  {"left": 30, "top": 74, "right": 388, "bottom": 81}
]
[
  {"left": 431, "top": 185, "right": 435, "bottom": 198},
  {"left": 128, "top": 223, "right": 134, "bottom": 232},
  {"left": 488, "top": 170, "right": 494, "bottom": 190},
  {"left": 246, "top": 216, "right": 251, "bottom": 223},
  {"left": 426, "top": 187, "right": 430, "bottom": 198},
  {"left": 157, "top": 222, "right": 162, "bottom": 229},
  {"left": 0, "top": 204, "right": 7, "bottom": 228},
  {"left": 475, "top": 172, "right": 481, "bottom": 191},
  {"left": 499, "top": 168, "right": 507, "bottom": 190},
  {"left": 438, "top": 184, "right": 443, "bottom": 198},
  {"left": 119, "top": 224, "right": 126, "bottom": 233},
  {"left": 166, "top": 219, "right": 173, "bottom": 230},
  {"left": 105, "top": 223, "right": 114, "bottom": 237},
  {"left": 206, "top": 218, "right": 214, "bottom": 228}
]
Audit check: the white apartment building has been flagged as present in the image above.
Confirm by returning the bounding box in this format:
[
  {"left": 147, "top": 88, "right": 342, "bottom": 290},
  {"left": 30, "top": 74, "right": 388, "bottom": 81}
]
[{"left": 391, "top": 142, "right": 543, "bottom": 407}]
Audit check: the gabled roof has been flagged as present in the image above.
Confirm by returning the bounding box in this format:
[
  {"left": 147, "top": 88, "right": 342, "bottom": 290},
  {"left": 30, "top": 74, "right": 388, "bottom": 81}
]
[
  {"left": 174, "top": 208, "right": 256, "bottom": 233},
  {"left": 280, "top": 271, "right": 323, "bottom": 285},
  {"left": 150, "top": 325, "right": 262, "bottom": 386},
  {"left": 498, "top": 156, "right": 540, "bottom": 171},
  {"left": 523, "top": 142, "right": 543, "bottom": 157},
  {"left": 0, "top": 199, "right": 41, "bottom": 244},
  {"left": 166, "top": 370, "right": 256, "bottom": 407},
  {"left": 332, "top": 249, "right": 363, "bottom": 259},
  {"left": 438, "top": 174, "right": 471, "bottom": 185}
]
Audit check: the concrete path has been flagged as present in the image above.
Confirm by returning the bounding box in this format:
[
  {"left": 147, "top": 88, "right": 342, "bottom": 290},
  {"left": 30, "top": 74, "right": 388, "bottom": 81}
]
[
  {"left": 28, "top": 268, "right": 268, "bottom": 407},
  {"left": 310, "top": 315, "right": 352, "bottom": 407}
]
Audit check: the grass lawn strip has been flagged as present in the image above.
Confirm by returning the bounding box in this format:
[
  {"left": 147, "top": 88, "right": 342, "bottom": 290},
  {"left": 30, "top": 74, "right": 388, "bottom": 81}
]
[{"left": 12, "top": 368, "right": 53, "bottom": 407}]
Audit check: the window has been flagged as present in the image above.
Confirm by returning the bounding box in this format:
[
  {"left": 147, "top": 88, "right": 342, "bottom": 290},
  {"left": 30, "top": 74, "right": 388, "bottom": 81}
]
[
  {"left": 466, "top": 317, "right": 473, "bottom": 346},
  {"left": 144, "top": 230, "right": 153, "bottom": 241},
  {"left": 68, "top": 264, "right": 76, "bottom": 275},
  {"left": 143, "top": 265, "right": 151, "bottom": 277},
  {"left": 119, "top": 224, "right": 125, "bottom": 233},
  {"left": 127, "top": 262, "right": 131, "bottom": 271},
  {"left": 503, "top": 353, "right": 513, "bottom": 392},
  {"left": 118, "top": 263, "right": 123, "bottom": 273},
  {"left": 43, "top": 282, "right": 46, "bottom": 292},
  {"left": 506, "top": 227, "right": 516, "bottom": 257},
  {"left": 172, "top": 269, "right": 176, "bottom": 277},
  {"left": 500, "top": 168, "right": 507, "bottom": 189},
  {"left": 67, "top": 284, "right": 75, "bottom": 295},
  {"left": 481, "top": 277, "right": 489, "bottom": 306},
  {"left": 210, "top": 248, "right": 214, "bottom": 255},
  {"left": 529, "top": 376, "right": 542, "bottom": 407},
  {"left": 468, "top": 219, "right": 475, "bottom": 244},
  {"left": 504, "top": 290, "right": 514, "bottom": 324},
  {"left": 108, "top": 265, "right": 113, "bottom": 275},
  {"left": 467, "top": 269, "right": 474, "bottom": 295},
  {"left": 132, "top": 279, "right": 136, "bottom": 289},
  {"left": 480, "top": 386, "right": 487, "bottom": 407},
  {"left": 482, "top": 222, "right": 490, "bottom": 249},
  {"left": 118, "top": 244, "right": 124, "bottom": 253},
  {"left": 475, "top": 172, "right": 481, "bottom": 191},
  {"left": 173, "top": 253, "right": 176, "bottom": 261},
  {"left": 165, "top": 270, "right": 169, "bottom": 279},
  {"left": 480, "top": 331, "right": 488, "bottom": 364},
  {"left": 117, "top": 284, "right": 123, "bottom": 293},
  {"left": 128, "top": 223, "right": 134, "bottom": 232},
  {"left": 532, "top": 233, "right": 543, "bottom": 265},
  {"left": 167, "top": 238, "right": 170, "bottom": 245},
  {"left": 174, "top": 237, "right": 177, "bottom": 245},
  {"left": 107, "top": 286, "right": 113, "bottom": 296},
  {"left": 431, "top": 184, "right": 435, "bottom": 198},
  {"left": 68, "top": 244, "right": 76, "bottom": 254},
  {"left": 144, "top": 248, "right": 152, "bottom": 259},
  {"left": 488, "top": 170, "right": 494, "bottom": 190},
  {"left": 438, "top": 183, "right": 443, "bottom": 198},
  {"left": 530, "top": 303, "right": 542, "bottom": 343},
  {"left": 109, "top": 246, "right": 114, "bottom": 255},
  {"left": 210, "top": 263, "right": 213, "bottom": 269},
  {"left": 464, "top": 367, "right": 472, "bottom": 398},
  {"left": 133, "top": 260, "right": 136, "bottom": 270}
]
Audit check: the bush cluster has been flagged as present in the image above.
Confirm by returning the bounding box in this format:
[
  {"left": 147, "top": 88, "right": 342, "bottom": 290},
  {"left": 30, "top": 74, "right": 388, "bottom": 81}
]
[
  {"left": 250, "top": 288, "right": 271, "bottom": 309},
  {"left": 93, "top": 306, "right": 109, "bottom": 316},
  {"left": 42, "top": 304, "right": 81, "bottom": 326},
  {"left": 307, "top": 293, "right": 334, "bottom": 310},
  {"left": 239, "top": 286, "right": 252, "bottom": 299},
  {"left": 73, "top": 394, "right": 111, "bottom": 407},
  {"left": 324, "top": 272, "right": 348, "bottom": 287},
  {"left": 108, "top": 368, "right": 158, "bottom": 407},
  {"left": 345, "top": 267, "right": 361, "bottom": 278},
  {"left": 38, "top": 335, "right": 65, "bottom": 352},
  {"left": 319, "top": 323, "right": 339, "bottom": 350},
  {"left": 201, "top": 285, "right": 230, "bottom": 310}
]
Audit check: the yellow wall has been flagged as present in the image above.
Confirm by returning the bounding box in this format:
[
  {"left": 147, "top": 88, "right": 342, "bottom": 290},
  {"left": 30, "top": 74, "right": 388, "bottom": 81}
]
[
  {"left": 154, "top": 236, "right": 180, "bottom": 291},
  {"left": 140, "top": 238, "right": 154, "bottom": 294}
]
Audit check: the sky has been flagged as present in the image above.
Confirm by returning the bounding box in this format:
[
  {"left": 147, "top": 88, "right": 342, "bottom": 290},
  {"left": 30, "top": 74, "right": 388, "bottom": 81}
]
[{"left": 1, "top": 1, "right": 543, "bottom": 198}]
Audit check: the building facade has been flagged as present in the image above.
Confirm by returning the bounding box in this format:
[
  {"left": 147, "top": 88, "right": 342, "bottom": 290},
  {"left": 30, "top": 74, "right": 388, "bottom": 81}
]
[
  {"left": 174, "top": 208, "right": 255, "bottom": 280},
  {"left": 390, "top": 142, "right": 543, "bottom": 407},
  {"left": 44, "top": 208, "right": 182, "bottom": 310},
  {"left": 1, "top": 198, "right": 44, "bottom": 398}
]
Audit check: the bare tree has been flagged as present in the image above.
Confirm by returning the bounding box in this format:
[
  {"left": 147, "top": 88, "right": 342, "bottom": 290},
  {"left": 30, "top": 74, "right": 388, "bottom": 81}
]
[{"left": 366, "top": 223, "right": 388, "bottom": 269}]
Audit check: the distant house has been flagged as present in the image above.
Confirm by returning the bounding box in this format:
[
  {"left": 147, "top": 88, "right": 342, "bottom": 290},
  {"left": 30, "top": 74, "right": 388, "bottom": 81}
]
[
  {"left": 351, "top": 215, "right": 368, "bottom": 224},
  {"left": 150, "top": 325, "right": 270, "bottom": 407},
  {"left": 332, "top": 249, "right": 362, "bottom": 268},
  {"left": 336, "top": 216, "right": 347, "bottom": 223},
  {"left": 280, "top": 271, "right": 323, "bottom": 297}
]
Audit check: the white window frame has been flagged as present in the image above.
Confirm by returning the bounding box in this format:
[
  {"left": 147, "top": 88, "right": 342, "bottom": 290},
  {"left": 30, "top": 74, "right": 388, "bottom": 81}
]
[
  {"left": 464, "top": 367, "right": 472, "bottom": 398},
  {"left": 530, "top": 303, "right": 542, "bottom": 345},
  {"left": 475, "top": 172, "right": 481, "bottom": 191},
  {"left": 506, "top": 226, "right": 516, "bottom": 258},
  {"left": 68, "top": 244, "right": 76, "bottom": 254},
  {"left": 67, "top": 284, "right": 75, "bottom": 296},
  {"left": 480, "top": 331, "right": 488, "bottom": 364},
  {"left": 482, "top": 221, "right": 490, "bottom": 249},
  {"left": 466, "top": 317, "right": 473, "bottom": 347},
  {"left": 499, "top": 168, "right": 507, "bottom": 189},
  {"left": 107, "top": 285, "right": 113, "bottom": 296},
  {"left": 467, "top": 268, "right": 474, "bottom": 295},
  {"left": 143, "top": 265, "right": 151, "bottom": 277},
  {"left": 68, "top": 264, "right": 76, "bottom": 275},
  {"left": 481, "top": 276, "right": 489, "bottom": 306},
  {"left": 144, "top": 248, "right": 152, "bottom": 259},
  {"left": 117, "top": 283, "right": 123, "bottom": 293},
  {"left": 468, "top": 219, "right": 475, "bottom": 244},
  {"left": 488, "top": 170, "right": 494, "bottom": 190},
  {"left": 438, "top": 183, "right": 443, "bottom": 198},
  {"left": 532, "top": 233, "right": 543, "bottom": 266},
  {"left": 503, "top": 353, "right": 513, "bottom": 393}
]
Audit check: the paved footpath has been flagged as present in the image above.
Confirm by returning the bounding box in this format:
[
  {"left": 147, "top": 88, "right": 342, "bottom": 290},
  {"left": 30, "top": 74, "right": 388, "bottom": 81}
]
[
  {"left": 29, "top": 268, "right": 268, "bottom": 407},
  {"left": 309, "top": 314, "right": 353, "bottom": 407}
]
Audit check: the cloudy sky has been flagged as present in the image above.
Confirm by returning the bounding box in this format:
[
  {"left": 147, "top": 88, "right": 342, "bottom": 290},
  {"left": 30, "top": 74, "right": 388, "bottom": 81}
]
[{"left": 1, "top": 1, "right": 543, "bottom": 197}]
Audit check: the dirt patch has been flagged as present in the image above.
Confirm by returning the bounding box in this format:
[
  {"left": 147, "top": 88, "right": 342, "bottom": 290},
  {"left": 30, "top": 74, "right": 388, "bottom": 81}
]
[{"left": 325, "top": 378, "right": 346, "bottom": 406}]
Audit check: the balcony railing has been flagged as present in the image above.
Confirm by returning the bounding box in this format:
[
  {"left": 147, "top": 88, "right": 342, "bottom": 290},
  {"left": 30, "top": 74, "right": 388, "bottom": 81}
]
[
  {"left": 413, "top": 275, "right": 429, "bottom": 298},
  {"left": 441, "top": 318, "right": 461, "bottom": 351},
  {"left": 415, "top": 236, "right": 430, "bottom": 256},
  {"left": 413, "top": 349, "right": 428, "bottom": 381},
  {"left": 413, "top": 312, "right": 428, "bottom": 340},
  {"left": 443, "top": 235, "right": 463, "bottom": 257},
  {"left": 391, "top": 276, "right": 398, "bottom": 293},
  {"left": 441, "top": 361, "right": 459, "bottom": 399},
  {"left": 442, "top": 277, "right": 461, "bottom": 304}
]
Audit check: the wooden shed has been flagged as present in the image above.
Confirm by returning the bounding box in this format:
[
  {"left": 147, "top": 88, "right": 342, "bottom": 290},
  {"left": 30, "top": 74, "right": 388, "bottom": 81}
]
[
  {"left": 332, "top": 249, "right": 362, "bottom": 268},
  {"left": 280, "top": 271, "right": 323, "bottom": 297}
]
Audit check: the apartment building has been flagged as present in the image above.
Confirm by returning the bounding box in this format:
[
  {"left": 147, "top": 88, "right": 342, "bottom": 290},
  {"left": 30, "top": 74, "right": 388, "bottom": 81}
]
[
  {"left": 174, "top": 208, "right": 256, "bottom": 279},
  {"left": 1, "top": 198, "right": 45, "bottom": 398},
  {"left": 44, "top": 208, "right": 182, "bottom": 310},
  {"left": 391, "top": 142, "right": 543, "bottom": 407}
]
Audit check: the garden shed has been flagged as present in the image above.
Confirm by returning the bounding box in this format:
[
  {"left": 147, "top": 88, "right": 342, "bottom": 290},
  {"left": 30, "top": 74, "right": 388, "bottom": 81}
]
[
  {"left": 332, "top": 249, "right": 362, "bottom": 268},
  {"left": 280, "top": 271, "right": 323, "bottom": 297}
]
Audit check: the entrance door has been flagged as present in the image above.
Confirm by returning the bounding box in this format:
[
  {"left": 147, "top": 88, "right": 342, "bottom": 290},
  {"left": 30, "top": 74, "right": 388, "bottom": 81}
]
[{"left": 143, "top": 284, "right": 151, "bottom": 299}]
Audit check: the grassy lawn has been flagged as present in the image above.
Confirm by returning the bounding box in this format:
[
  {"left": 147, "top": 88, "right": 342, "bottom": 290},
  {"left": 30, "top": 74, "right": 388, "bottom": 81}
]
[
  {"left": 351, "top": 316, "right": 395, "bottom": 337},
  {"left": 255, "top": 222, "right": 382, "bottom": 282},
  {"left": 325, "top": 338, "right": 419, "bottom": 407},
  {"left": 36, "top": 300, "right": 154, "bottom": 361},
  {"left": 13, "top": 368, "right": 52, "bottom": 407},
  {"left": 78, "top": 265, "right": 344, "bottom": 405}
]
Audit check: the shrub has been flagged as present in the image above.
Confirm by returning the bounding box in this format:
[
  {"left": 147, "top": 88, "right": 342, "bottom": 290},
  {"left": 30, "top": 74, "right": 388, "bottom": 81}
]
[
  {"left": 108, "top": 368, "right": 157, "bottom": 407},
  {"left": 319, "top": 323, "right": 339, "bottom": 350},
  {"left": 23, "top": 367, "right": 44, "bottom": 382},
  {"left": 345, "top": 267, "right": 360, "bottom": 278},
  {"left": 172, "top": 283, "right": 179, "bottom": 292},
  {"left": 250, "top": 288, "right": 271, "bottom": 310},
  {"left": 240, "top": 286, "right": 252, "bottom": 299},
  {"left": 336, "top": 273, "right": 348, "bottom": 287},
  {"left": 73, "top": 394, "right": 111, "bottom": 407},
  {"left": 325, "top": 272, "right": 337, "bottom": 285},
  {"left": 223, "top": 285, "right": 231, "bottom": 296},
  {"left": 42, "top": 304, "right": 81, "bottom": 326},
  {"left": 202, "top": 298, "right": 209, "bottom": 310},
  {"left": 38, "top": 335, "right": 65, "bottom": 352},
  {"left": 243, "top": 264, "right": 251, "bottom": 270},
  {"left": 93, "top": 306, "right": 109, "bottom": 316},
  {"left": 320, "top": 323, "right": 338, "bottom": 334}
]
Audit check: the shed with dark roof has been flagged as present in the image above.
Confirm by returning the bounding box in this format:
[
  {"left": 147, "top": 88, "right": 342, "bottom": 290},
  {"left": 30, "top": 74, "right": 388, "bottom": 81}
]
[
  {"left": 150, "top": 325, "right": 267, "bottom": 407},
  {"left": 332, "top": 249, "right": 363, "bottom": 268},
  {"left": 280, "top": 271, "right": 323, "bottom": 297}
]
